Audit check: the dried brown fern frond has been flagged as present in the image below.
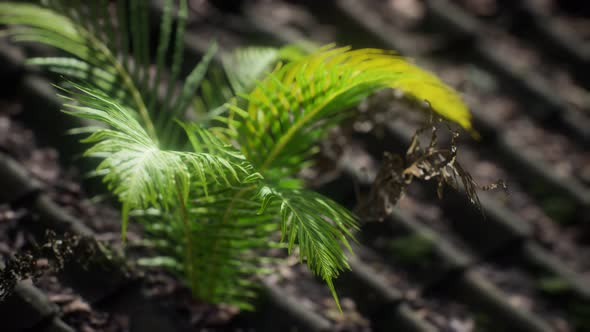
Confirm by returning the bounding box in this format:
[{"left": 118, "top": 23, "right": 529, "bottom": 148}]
[{"left": 362, "top": 121, "right": 506, "bottom": 221}]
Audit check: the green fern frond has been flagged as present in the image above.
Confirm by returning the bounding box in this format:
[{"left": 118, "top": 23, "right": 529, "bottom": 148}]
[
  {"left": 192, "top": 45, "right": 308, "bottom": 122},
  {"left": 60, "top": 84, "right": 258, "bottom": 241},
  {"left": 261, "top": 187, "right": 359, "bottom": 309},
  {"left": 231, "top": 45, "right": 471, "bottom": 175},
  {"left": 223, "top": 45, "right": 308, "bottom": 94},
  {"left": 137, "top": 195, "right": 278, "bottom": 309},
  {"left": 186, "top": 189, "right": 280, "bottom": 308},
  {"left": 0, "top": 0, "right": 219, "bottom": 149},
  {"left": 223, "top": 47, "right": 281, "bottom": 95},
  {"left": 0, "top": 1, "right": 159, "bottom": 142},
  {"left": 26, "top": 57, "right": 129, "bottom": 102}
]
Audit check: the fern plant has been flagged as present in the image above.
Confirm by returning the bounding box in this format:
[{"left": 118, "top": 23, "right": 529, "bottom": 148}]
[{"left": 0, "top": 0, "right": 471, "bottom": 309}]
